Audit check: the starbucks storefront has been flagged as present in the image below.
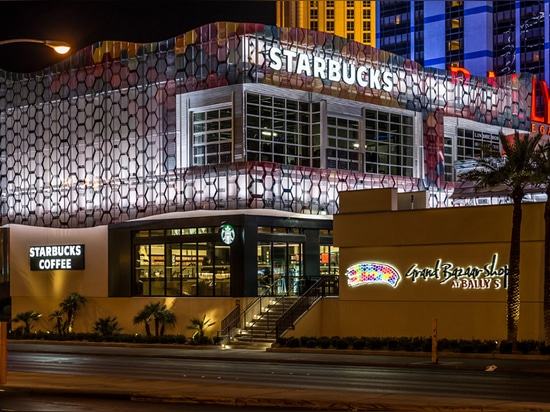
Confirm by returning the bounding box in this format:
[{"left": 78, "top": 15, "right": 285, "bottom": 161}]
[{"left": 108, "top": 209, "right": 335, "bottom": 299}]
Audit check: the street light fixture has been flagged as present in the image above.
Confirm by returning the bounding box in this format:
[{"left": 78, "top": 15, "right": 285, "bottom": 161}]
[{"left": 0, "top": 39, "right": 71, "bottom": 54}]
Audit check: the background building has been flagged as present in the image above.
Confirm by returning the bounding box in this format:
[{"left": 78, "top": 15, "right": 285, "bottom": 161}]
[
  {"left": 377, "top": 1, "right": 549, "bottom": 84},
  {"left": 277, "top": 0, "right": 377, "bottom": 45}
]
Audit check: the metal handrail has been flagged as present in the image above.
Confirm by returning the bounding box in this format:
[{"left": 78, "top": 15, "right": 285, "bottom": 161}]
[
  {"left": 218, "top": 279, "right": 286, "bottom": 340},
  {"left": 219, "top": 302, "right": 240, "bottom": 338},
  {"left": 275, "top": 275, "right": 339, "bottom": 338}
]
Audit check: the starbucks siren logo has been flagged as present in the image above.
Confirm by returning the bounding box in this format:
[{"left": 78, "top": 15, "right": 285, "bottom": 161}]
[{"left": 220, "top": 223, "right": 236, "bottom": 245}]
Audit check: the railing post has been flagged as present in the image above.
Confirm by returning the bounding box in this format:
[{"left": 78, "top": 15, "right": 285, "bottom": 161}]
[{"left": 0, "top": 321, "right": 7, "bottom": 384}]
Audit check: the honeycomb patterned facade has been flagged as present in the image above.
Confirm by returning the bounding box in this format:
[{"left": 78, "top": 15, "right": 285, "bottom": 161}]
[{"left": 0, "top": 22, "right": 534, "bottom": 228}]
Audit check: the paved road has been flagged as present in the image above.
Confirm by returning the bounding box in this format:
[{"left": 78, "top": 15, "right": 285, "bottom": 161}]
[{"left": 3, "top": 342, "right": 550, "bottom": 411}]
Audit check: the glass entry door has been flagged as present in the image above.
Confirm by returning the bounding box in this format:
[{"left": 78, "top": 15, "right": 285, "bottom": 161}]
[{"left": 257, "top": 242, "right": 302, "bottom": 296}]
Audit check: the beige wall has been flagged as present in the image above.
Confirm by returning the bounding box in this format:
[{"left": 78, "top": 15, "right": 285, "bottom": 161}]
[
  {"left": 9, "top": 224, "right": 247, "bottom": 338},
  {"left": 12, "top": 295, "right": 241, "bottom": 337},
  {"left": 330, "top": 188, "right": 545, "bottom": 341},
  {"left": 10, "top": 189, "right": 547, "bottom": 342}
]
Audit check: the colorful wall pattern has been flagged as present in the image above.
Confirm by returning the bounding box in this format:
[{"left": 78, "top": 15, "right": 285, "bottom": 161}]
[{"left": 0, "top": 22, "right": 534, "bottom": 227}]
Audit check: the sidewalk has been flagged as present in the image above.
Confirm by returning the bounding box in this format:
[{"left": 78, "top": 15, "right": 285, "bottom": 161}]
[{"left": 3, "top": 341, "right": 550, "bottom": 411}]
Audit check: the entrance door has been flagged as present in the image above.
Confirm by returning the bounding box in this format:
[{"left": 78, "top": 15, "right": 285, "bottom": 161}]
[{"left": 256, "top": 242, "right": 303, "bottom": 296}]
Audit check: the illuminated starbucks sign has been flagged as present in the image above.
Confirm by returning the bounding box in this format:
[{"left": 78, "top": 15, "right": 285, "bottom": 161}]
[
  {"left": 29, "top": 244, "right": 85, "bottom": 271},
  {"left": 268, "top": 46, "right": 394, "bottom": 92},
  {"left": 220, "top": 223, "right": 236, "bottom": 245}
]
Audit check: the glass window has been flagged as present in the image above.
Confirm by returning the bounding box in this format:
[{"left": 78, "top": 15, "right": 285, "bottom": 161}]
[
  {"left": 364, "top": 109, "right": 415, "bottom": 177},
  {"left": 215, "top": 245, "right": 231, "bottom": 296},
  {"left": 133, "top": 232, "right": 231, "bottom": 297},
  {"left": 320, "top": 245, "right": 339, "bottom": 276},
  {"left": 192, "top": 107, "right": 232, "bottom": 166},
  {"left": 326, "top": 116, "right": 361, "bottom": 171},
  {"left": 257, "top": 241, "right": 303, "bottom": 296},
  {"left": 245, "top": 92, "right": 319, "bottom": 168}
]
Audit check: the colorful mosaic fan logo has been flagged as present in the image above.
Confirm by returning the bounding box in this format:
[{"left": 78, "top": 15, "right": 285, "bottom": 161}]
[{"left": 345, "top": 263, "right": 401, "bottom": 288}]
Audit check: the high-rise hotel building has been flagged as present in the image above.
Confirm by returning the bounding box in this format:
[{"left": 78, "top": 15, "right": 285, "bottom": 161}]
[
  {"left": 377, "top": 1, "right": 549, "bottom": 83},
  {"left": 279, "top": 1, "right": 550, "bottom": 84},
  {"left": 276, "top": 1, "right": 377, "bottom": 46}
]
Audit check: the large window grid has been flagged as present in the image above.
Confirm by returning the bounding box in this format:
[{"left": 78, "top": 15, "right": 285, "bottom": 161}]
[
  {"left": 364, "top": 109, "right": 414, "bottom": 176},
  {"left": 413, "top": 2, "right": 424, "bottom": 64},
  {"left": 445, "top": 1, "right": 464, "bottom": 67},
  {"left": 493, "top": 1, "right": 515, "bottom": 75},
  {"left": 134, "top": 228, "right": 231, "bottom": 297},
  {"left": 326, "top": 117, "right": 361, "bottom": 171},
  {"left": 446, "top": 128, "right": 500, "bottom": 181},
  {"left": 519, "top": 1, "right": 545, "bottom": 77},
  {"left": 378, "top": 1, "right": 412, "bottom": 58},
  {"left": 192, "top": 107, "right": 232, "bottom": 166},
  {"left": 246, "top": 93, "right": 321, "bottom": 167}
]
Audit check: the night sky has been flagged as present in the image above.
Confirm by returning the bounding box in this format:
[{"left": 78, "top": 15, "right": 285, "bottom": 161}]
[{"left": 0, "top": 1, "right": 276, "bottom": 73}]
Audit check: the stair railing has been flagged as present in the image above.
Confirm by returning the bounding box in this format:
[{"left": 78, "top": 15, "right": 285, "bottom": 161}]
[
  {"left": 218, "top": 302, "right": 241, "bottom": 342},
  {"left": 218, "top": 278, "right": 287, "bottom": 342},
  {"left": 275, "top": 275, "right": 339, "bottom": 338}
]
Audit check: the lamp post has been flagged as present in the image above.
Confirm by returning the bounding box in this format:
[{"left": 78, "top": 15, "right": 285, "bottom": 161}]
[{"left": 0, "top": 38, "right": 71, "bottom": 54}]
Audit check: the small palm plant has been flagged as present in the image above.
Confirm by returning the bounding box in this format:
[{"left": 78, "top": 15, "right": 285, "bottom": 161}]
[
  {"left": 49, "top": 310, "right": 67, "bottom": 335},
  {"left": 12, "top": 311, "right": 42, "bottom": 335},
  {"left": 59, "top": 292, "right": 87, "bottom": 334},
  {"left": 187, "top": 314, "right": 215, "bottom": 344},
  {"left": 133, "top": 302, "right": 176, "bottom": 337},
  {"left": 93, "top": 316, "right": 123, "bottom": 337}
]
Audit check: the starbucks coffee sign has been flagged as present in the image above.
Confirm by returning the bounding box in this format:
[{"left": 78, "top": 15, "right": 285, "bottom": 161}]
[
  {"left": 220, "top": 224, "right": 236, "bottom": 245},
  {"left": 30, "top": 244, "right": 85, "bottom": 270}
]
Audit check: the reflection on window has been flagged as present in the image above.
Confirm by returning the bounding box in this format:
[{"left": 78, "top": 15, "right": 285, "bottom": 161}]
[
  {"left": 192, "top": 107, "right": 233, "bottom": 166},
  {"left": 245, "top": 93, "right": 320, "bottom": 167},
  {"left": 365, "top": 109, "right": 414, "bottom": 177},
  {"left": 135, "top": 238, "right": 231, "bottom": 297},
  {"left": 326, "top": 117, "right": 361, "bottom": 171},
  {"left": 320, "top": 245, "right": 339, "bottom": 276},
  {"left": 257, "top": 242, "right": 303, "bottom": 296}
]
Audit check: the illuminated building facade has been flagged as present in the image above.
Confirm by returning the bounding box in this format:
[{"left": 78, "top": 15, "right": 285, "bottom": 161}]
[
  {"left": 378, "top": 1, "right": 550, "bottom": 84},
  {"left": 0, "top": 22, "right": 541, "bottom": 337}
]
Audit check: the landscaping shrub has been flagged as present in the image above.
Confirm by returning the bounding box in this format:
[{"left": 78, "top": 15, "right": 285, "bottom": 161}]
[
  {"left": 318, "top": 337, "right": 331, "bottom": 349},
  {"left": 366, "top": 337, "right": 384, "bottom": 350},
  {"left": 287, "top": 337, "right": 300, "bottom": 348},
  {"left": 8, "top": 329, "right": 546, "bottom": 355},
  {"left": 329, "top": 336, "right": 341, "bottom": 348},
  {"left": 300, "top": 336, "right": 316, "bottom": 347},
  {"left": 276, "top": 337, "right": 288, "bottom": 347},
  {"left": 517, "top": 340, "right": 539, "bottom": 355},
  {"left": 334, "top": 338, "right": 349, "bottom": 350},
  {"left": 352, "top": 338, "right": 366, "bottom": 350},
  {"left": 499, "top": 340, "right": 513, "bottom": 354},
  {"left": 305, "top": 339, "right": 317, "bottom": 348}
]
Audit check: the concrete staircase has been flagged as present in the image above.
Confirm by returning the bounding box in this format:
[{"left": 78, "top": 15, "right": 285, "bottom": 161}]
[{"left": 226, "top": 296, "right": 299, "bottom": 349}]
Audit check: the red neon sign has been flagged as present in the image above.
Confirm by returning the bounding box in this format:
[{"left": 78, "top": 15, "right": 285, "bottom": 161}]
[
  {"left": 449, "top": 66, "right": 471, "bottom": 83},
  {"left": 531, "top": 78, "right": 550, "bottom": 124}
]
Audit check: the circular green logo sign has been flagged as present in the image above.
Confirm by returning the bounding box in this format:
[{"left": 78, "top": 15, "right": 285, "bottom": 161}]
[{"left": 220, "top": 223, "right": 236, "bottom": 245}]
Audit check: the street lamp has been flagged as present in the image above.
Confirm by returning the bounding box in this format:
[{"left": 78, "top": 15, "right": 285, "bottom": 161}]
[{"left": 0, "top": 39, "right": 71, "bottom": 54}]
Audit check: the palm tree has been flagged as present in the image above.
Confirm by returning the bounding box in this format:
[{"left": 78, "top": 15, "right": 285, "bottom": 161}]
[
  {"left": 458, "top": 131, "right": 542, "bottom": 349},
  {"left": 59, "top": 292, "right": 87, "bottom": 334},
  {"left": 93, "top": 316, "right": 123, "bottom": 337},
  {"left": 48, "top": 310, "right": 67, "bottom": 335},
  {"left": 133, "top": 302, "right": 176, "bottom": 337},
  {"left": 187, "top": 314, "right": 215, "bottom": 344},
  {"left": 12, "top": 311, "right": 42, "bottom": 334},
  {"left": 532, "top": 140, "right": 550, "bottom": 346}
]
